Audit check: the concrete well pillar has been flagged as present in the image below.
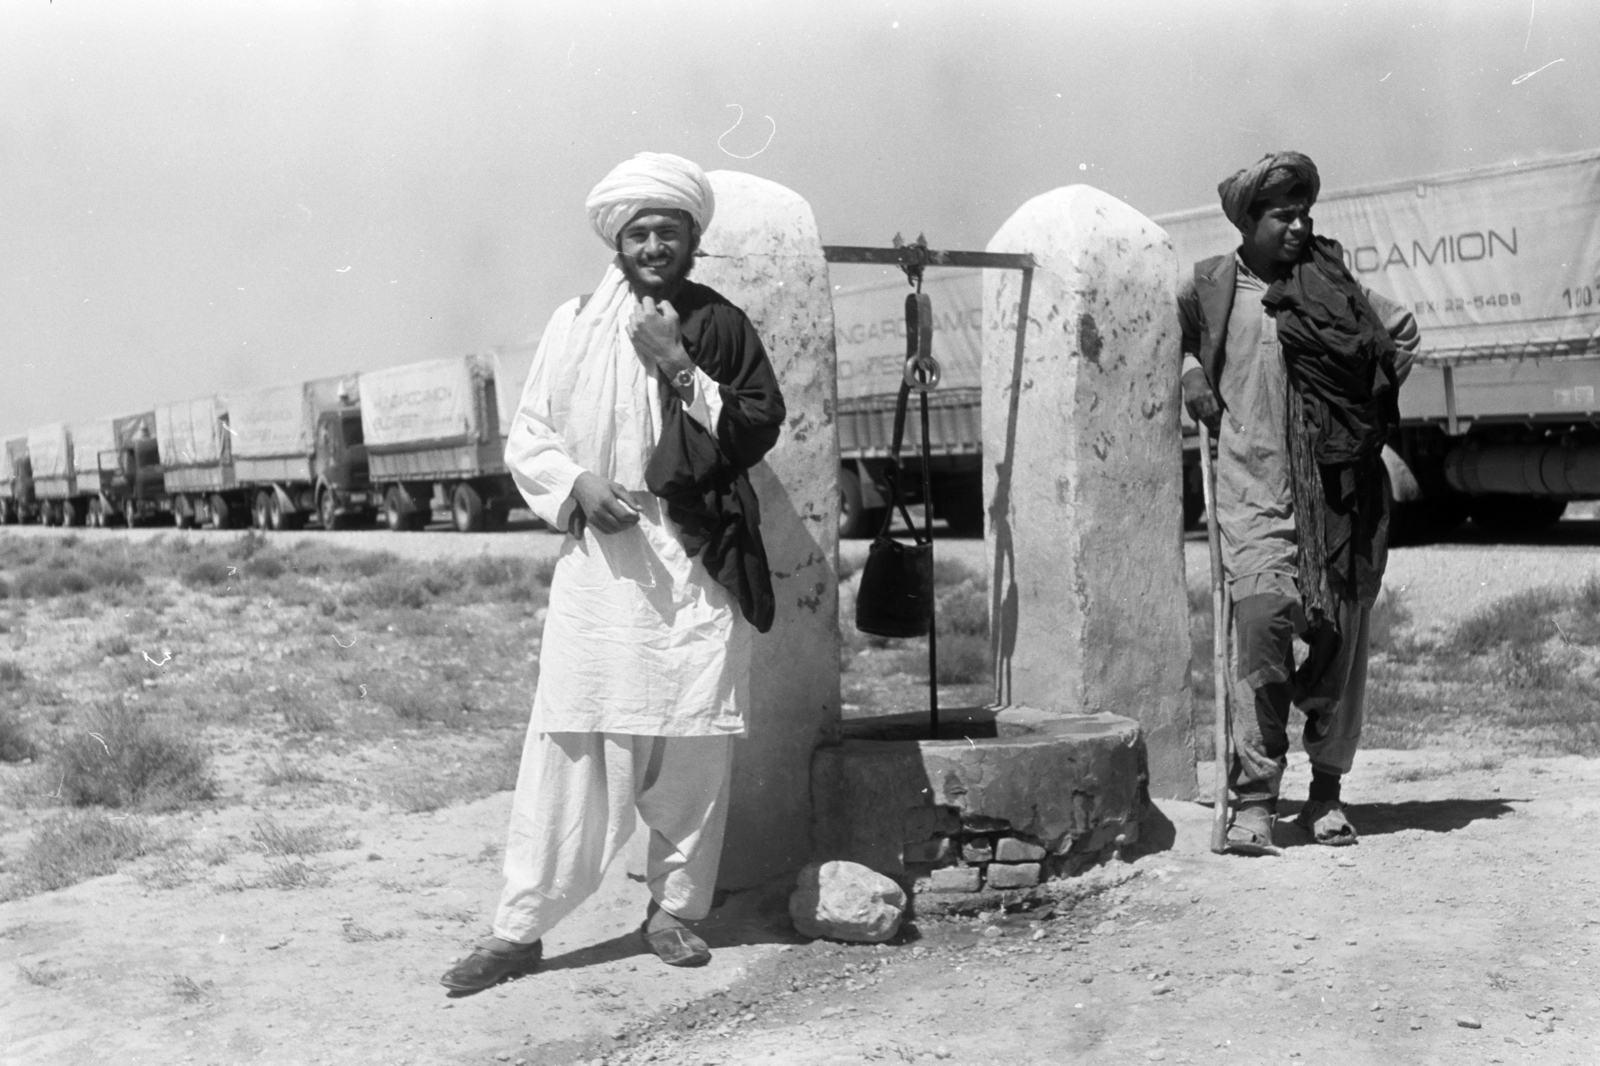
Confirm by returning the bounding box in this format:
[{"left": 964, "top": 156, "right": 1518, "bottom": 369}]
[
  {"left": 983, "top": 185, "right": 1197, "bottom": 800},
  {"left": 696, "top": 170, "right": 841, "bottom": 888}
]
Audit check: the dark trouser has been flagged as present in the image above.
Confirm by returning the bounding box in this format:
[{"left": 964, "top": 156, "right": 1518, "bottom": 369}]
[{"left": 1228, "top": 593, "right": 1370, "bottom": 805}]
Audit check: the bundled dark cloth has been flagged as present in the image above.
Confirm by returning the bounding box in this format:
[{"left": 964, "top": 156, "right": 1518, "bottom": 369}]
[
  {"left": 643, "top": 281, "right": 787, "bottom": 633},
  {"left": 1262, "top": 235, "right": 1400, "bottom": 623}
]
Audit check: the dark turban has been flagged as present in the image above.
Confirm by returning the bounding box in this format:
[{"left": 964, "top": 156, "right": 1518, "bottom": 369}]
[{"left": 1217, "top": 152, "right": 1321, "bottom": 231}]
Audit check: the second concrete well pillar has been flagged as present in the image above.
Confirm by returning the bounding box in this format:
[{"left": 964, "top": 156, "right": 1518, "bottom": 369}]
[{"left": 983, "top": 185, "right": 1197, "bottom": 800}]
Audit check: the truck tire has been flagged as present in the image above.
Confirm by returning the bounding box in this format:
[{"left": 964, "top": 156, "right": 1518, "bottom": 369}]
[
  {"left": 124, "top": 499, "right": 139, "bottom": 529},
  {"left": 319, "top": 489, "right": 347, "bottom": 532},
  {"left": 208, "top": 494, "right": 233, "bottom": 530},
  {"left": 383, "top": 487, "right": 412, "bottom": 532},
  {"left": 252, "top": 491, "right": 272, "bottom": 530},
  {"left": 1468, "top": 495, "right": 1567, "bottom": 537},
  {"left": 451, "top": 484, "right": 485, "bottom": 533}
]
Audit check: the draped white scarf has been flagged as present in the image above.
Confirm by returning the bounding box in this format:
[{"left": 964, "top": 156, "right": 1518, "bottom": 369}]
[{"left": 542, "top": 262, "right": 658, "bottom": 490}]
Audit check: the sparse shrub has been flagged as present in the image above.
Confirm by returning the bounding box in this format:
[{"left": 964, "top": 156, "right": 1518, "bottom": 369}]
[
  {"left": 250, "top": 814, "right": 357, "bottom": 856},
  {"left": 466, "top": 556, "right": 539, "bottom": 602},
  {"left": 244, "top": 554, "right": 286, "bottom": 579},
  {"left": 934, "top": 633, "right": 992, "bottom": 684},
  {"left": 532, "top": 557, "right": 558, "bottom": 586},
  {"left": 181, "top": 560, "right": 233, "bottom": 589},
  {"left": 340, "top": 920, "right": 404, "bottom": 942},
  {"left": 0, "top": 707, "right": 37, "bottom": 762},
  {"left": 1451, "top": 587, "right": 1566, "bottom": 656},
  {"left": 94, "top": 633, "right": 133, "bottom": 659},
  {"left": 3, "top": 810, "right": 161, "bottom": 898},
  {"left": 1577, "top": 574, "right": 1600, "bottom": 618},
  {"left": 256, "top": 858, "right": 329, "bottom": 889},
  {"left": 1361, "top": 681, "right": 1432, "bottom": 750},
  {"left": 932, "top": 557, "right": 985, "bottom": 590},
  {"left": 261, "top": 758, "right": 329, "bottom": 787},
  {"left": 52, "top": 699, "right": 215, "bottom": 810},
  {"left": 1500, "top": 644, "right": 1559, "bottom": 690},
  {"left": 936, "top": 584, "right": 989, "bottom": 638},
  {"left": 169, "top": 974, "right": 210, "bottom": 1002},
  {"left": 1367, "top": 589, "right": 1414, "bottom": 656},
  {"left": 0, "top": 661, "right": 24, "bottom": 688},
  {"left": 18, "top": 962, "right": 65, "bottom": 987},
  {"left": 359, "top": 572, "right": 426, "bottom": 610}
]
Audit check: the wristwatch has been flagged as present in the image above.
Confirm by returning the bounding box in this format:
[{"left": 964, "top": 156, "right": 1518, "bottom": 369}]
[{"left": 673, "top": 366, "right": 695, "bottom": 389}]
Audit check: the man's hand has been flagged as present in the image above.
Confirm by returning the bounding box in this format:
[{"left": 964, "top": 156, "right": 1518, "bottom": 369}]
[
  {"left": 1182, "top": 366, "right": 1223, "bottom": 434},
  {"left": 568, "top": 471, "right": 641, "bottom": 537},
  {"left": 627, "top": 297, "right": 695, "bottom": 380}
]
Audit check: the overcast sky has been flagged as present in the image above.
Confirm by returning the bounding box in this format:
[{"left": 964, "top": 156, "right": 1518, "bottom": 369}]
[{"left": 1, "top": 0, "right": 1594, "bottom": 436}]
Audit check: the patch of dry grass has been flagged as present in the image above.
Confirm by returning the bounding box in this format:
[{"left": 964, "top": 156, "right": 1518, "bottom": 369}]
[
  {"left": 1, "top": 809, "right": 171, "bottom": 900},
  {"left": 249, "top": 814, "right": 358, "bottom": 857},
  {"left": 51, "top": 699, "right": 215, "bottom": 810}
]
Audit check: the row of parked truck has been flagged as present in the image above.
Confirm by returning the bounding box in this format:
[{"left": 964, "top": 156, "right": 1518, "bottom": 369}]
[{"left": 0, "top": 348, "right": 537, "bottom": 533}]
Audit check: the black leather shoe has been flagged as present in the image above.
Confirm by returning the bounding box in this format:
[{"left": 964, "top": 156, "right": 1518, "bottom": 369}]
[
  {"left": 638, "top": 921, "right": 711, "bottom": 967},
  {"left": 439, "top": 940, "right": 543, "bottom": 993}
]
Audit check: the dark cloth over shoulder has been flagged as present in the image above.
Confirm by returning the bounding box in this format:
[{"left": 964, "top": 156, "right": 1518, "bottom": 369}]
[
  {"left": 1262, "top": 236, "right": 1400, "bottom": 619},
  {"left": 643, "top": 280, "right": 787, "bottom": 633}
]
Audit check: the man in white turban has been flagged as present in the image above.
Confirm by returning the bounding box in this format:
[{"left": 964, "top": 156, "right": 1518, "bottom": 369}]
[{"left": 441, "top": 153, "right": 786, "bottom": 993}]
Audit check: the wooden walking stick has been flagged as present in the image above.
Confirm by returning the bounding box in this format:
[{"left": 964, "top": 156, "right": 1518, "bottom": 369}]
[{"left": 1200, "top": 422, "right": 1234, "bottom": 855}]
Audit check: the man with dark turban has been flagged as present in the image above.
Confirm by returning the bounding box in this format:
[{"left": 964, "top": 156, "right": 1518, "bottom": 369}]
[
  {"left": 440, "top": 152, "right": 786, "bottom": 992},
  {"left": 1178, "top": 152, "right": 1419, "bottom": 853}
]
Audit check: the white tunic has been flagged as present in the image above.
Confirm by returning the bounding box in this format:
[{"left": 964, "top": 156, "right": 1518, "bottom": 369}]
[{"left": 504, "top": 272, "right": 751, "bottom": 737}]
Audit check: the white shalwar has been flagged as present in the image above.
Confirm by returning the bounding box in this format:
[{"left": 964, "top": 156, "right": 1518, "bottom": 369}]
[{"left": 493, "top": 263, "right": 750, "bottom": 943}]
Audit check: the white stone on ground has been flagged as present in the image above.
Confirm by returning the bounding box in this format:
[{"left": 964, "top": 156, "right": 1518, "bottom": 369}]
[{"left": 789, "top": 860, "right": 906, "bottom": 943}]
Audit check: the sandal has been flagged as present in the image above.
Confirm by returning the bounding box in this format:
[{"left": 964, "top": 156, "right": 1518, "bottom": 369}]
[
  {"left": 1225, "top": 803, "right": 1282, "bottom": 856},
  {"left": 638, "top": 920, "right": 712, "bottom": 967},
  {"left": 1294, "top": 800, "right": 1358, "bottom": 846}
]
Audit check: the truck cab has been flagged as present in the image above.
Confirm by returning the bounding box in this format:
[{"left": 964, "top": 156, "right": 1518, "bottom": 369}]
[
  {"left": 107, "top": 437, "right": 165, "bottom": 526},
  {"left": 314, "top": 406, "right": 373, "bottom": 529}
]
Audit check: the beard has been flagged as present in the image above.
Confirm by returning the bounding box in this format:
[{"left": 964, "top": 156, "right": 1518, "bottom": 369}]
[{"left": 618, "top": 249, "right": 695, "bottom": 298}]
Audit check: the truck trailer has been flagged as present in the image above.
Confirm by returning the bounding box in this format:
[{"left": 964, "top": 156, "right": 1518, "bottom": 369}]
[
  {"left": 66, "top": 416, "right": 119, "bottom": 526},
  {"left": 26, "top": 423, "right": 79, "bottom": 526},
  {"left": 228, "top": 375, "right": 371, "bottom": 531},
  {"left": 358, "top": 353, "right": 519, "bottom": 532},
  {"left": 1157, "top": 148, "right": 1600, "bottom": 537},
  {"left": 832, "top": 269, "right": 986, "bottom": 537},
  {"left": 155, "top": 395, "right": 238, "bottom": 529}
]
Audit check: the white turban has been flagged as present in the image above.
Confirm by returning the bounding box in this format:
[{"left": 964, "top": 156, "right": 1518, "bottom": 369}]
[{"left": 584, "top": 152, "right": 715, "bottom": 248}]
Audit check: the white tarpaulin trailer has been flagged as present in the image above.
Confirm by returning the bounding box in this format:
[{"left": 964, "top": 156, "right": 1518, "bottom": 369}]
[
  {"left": 67, "top": 417, "right": 118, "bottom": 495},
  {"left": 491, "top": 344, "right": 538, "bottom": 435},
  {"left": 834, "top": 269, "right": 984, "bottom": 401},
  {"left": 156, "top": 396, "right": 234, "bottom": 493},
  {"left": 228, "top": 375, "right": 355, "bottom": 485},
  {"left": 359, "top": 355, "right": 488, "bottom": 450},
  {"left": 26, "top": 423, "right": 73, "bottom": 497}
]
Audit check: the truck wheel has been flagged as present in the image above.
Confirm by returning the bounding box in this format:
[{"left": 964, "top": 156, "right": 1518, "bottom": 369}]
[
  {"left": 451, "top": 484, "right": 485, "bottom": 533},
  {"left": 383, "top": 488, "right": 411, "bottom": 532},
  {"left": 124, "top": 500, "right": 139, "bottom": 529},
  {"left": 1468, "top": 495, "right": 1567, "bottom": 537},
  {"left": 319, "top": 490, "right": 348, "bottom": 532},
  {"left": 209, "top": 494, "right": 232, "bottom": 530},
  {"left": 252, "top": 492, "right": 272, "bottom": 530}
]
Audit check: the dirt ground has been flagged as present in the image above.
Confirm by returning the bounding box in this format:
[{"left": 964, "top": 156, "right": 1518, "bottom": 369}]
[
  {"left": 3, "top": 526, "right": 1600, "bottom": 1066},
  {"left": 4, "top": 750, "right": 1598, "bottom": 1066}
]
